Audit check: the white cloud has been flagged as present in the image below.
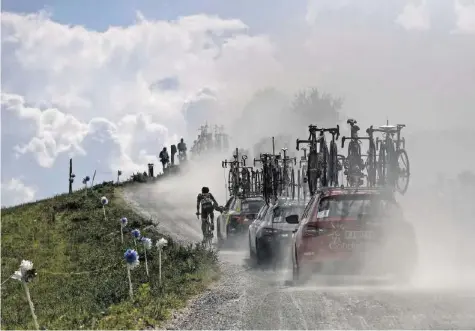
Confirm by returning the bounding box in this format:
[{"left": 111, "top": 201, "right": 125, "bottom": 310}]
[
  {"left": 453, "top": 0, "right": 475, "bottom": 33},
  {"left": 1, "top": 11, "right": 280, "bottom": 173},
  {"left": 395, "top": 0, "right": 431, "bottom": 30},
  {"left": 1, "top": 178, "right": 37, "bottom": 207},
  {"left": 1, "top": 5, "right": 475, "bottom": 203}
]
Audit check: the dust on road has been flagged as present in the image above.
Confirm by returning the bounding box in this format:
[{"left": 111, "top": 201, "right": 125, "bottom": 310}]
[{"left": 123, "top": 176, "right": 475, "bottom": 330}]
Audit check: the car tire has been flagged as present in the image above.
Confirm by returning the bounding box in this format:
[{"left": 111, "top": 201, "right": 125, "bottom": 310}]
[
  {"left": 249, "top": 235, "right": 256, "bottom": 260},
  {"left": 292, "top": 251, "right": 301, "bottom": 284},
  {"left": 256, "top": 239, "right": 265, "bottom": 266}
]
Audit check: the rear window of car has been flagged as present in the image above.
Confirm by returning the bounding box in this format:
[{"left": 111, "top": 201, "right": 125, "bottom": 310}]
[
  {"left": 242, "top": 200, "right": 265, "bottom": 213},
  {"left": 273, "top": 205, "right": 305, "bottom": 223},
  {"left": 316, "top": 194, "right": 397, "bottom": 219}
]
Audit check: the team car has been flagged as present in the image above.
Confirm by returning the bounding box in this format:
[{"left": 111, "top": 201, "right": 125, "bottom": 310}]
[
  {"left": 248, "top": 198, "right": 306, "bottom": 265},
  {"left": 291, "top": 187, "right": 417, "bottom": 283},
  {"left": 216, "top": 195, "right": 265, "bottom": 246}
]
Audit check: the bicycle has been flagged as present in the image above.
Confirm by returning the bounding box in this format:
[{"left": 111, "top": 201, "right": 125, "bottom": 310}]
[
  {"left": 222, "top": 148, "right": 245, "bottom": 196},
  {"left": 178, "top": 150, "right": 187, "bottom": 163},
  {"left": 297, "top": 147, "right": 308, "bottom": 201},
  {"left": 280, "top": 148, "right": 297, "bottom": 199},
  {"left": 374, "top": 123, "right": 410, "bottom": 194},
  {"left": 326, "top": 126, "right": 341, "bottom": 187},
  {"left": 296, "top": 124, "right": 340, "bottom": 195},
  {"left": 254, "top": 153, "right": 279, "bottom": 204},
  {"left": 196, "top": 212, "right": 213, "bottom": 249},
  {"left": 363, "top": 125, "right": 378, "bottom": 188},
  {"left": 341, "top": 119, "right": 365, "bottom": 187}
]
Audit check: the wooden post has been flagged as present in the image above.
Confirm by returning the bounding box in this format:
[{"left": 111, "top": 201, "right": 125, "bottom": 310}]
[{"left": 69, "top": 158, "right": 73, "bottom": 194}]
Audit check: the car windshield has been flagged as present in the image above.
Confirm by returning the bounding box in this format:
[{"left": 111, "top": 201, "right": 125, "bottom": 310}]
[
  {"left": 273, "top": 205, "right": 305, "bottom": 222},
  {"left": 242, "top": 200, "right": 265, "bottom": 213},
  {"left": 317, "top": 195, "right": 397, "bottom": 219}
]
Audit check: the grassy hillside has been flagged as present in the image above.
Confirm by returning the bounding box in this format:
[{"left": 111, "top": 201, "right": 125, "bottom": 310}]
[{"left": 1, "top": 183, "right": 219, "bottom": 330}]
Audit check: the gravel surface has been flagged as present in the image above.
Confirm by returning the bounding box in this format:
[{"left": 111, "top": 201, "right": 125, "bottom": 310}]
[{"left": 123, "top": 183, "right": 475, "bottom": 330}]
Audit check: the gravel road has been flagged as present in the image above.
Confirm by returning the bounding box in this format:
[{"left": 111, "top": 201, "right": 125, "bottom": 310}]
[{"left": 123, "top": 182, "right": 475, "bottom": 330}]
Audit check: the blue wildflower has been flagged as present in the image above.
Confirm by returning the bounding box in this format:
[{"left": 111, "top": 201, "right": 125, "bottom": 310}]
[
  {"left": 131, "top": 229, "right": 141, "bottom": 239},
  {"left": 124, "top": 249, "right": 140, "bottom": 269}
]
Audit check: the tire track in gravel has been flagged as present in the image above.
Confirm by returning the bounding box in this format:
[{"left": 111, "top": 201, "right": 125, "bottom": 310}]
[{"left": 123, "top": 183, "right": 475, "bottom": 330}]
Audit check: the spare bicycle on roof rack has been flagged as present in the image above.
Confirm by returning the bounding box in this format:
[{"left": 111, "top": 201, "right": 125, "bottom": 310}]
[
  {"left": 371, "top": 122, "right": 410, "bottom": 194},
  {"left": 296, "top": 124, "right": 341, "bottom": 196},
  {"left": 339, "top": 119, "right": 410, "bottom": 194}
]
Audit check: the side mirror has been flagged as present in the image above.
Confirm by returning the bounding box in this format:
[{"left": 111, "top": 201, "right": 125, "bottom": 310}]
[{"left": 285, "top": 214, "right": 299, "bottom": 224}]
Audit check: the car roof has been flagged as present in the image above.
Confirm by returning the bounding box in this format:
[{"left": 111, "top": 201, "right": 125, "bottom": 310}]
[
  {"left": 317, "top": 187, "right": 395, "bottom": 199},
  {"left": 273, "top": 198, "right": 307, "bottom": 208}
]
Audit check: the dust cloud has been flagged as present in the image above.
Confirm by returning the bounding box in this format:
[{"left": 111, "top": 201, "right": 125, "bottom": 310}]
[{"left": 146, "top": 1, "right": 475, "bottom": 292}]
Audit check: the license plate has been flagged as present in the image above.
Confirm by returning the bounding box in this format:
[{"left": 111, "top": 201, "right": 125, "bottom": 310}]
[
  {"left": 280, "top": 233, "right": 289, "bottom": 237},
  {"left": 344, "top": 230, "right": 374, "bottom": 240}
]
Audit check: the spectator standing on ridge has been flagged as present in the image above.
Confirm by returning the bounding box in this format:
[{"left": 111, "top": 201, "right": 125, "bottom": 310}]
[
  {"left": 178, "top": 138, "right": 187, "bottom": 161},
  {"left": 170, "top": 144, "right": 177, "bottom": 165},
  {"left": 159, "top": 147, "right": 169, "bottom": 172}
]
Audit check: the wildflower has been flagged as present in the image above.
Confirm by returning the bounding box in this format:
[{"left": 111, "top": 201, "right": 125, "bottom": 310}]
[
  {"left": 121, "top": 217, "right": 128, "bottom": 227},
  {"left": 11, "top": 260, "right": 36, "bottom": 283},
  {"left": 124, "top": 249, "right": 139, "bottom": 300},
  {"left": 156, "top": 237, "right": 168, "bottom": 249},
  {"left": 100, "top": 196, "right": 108, "bottom": 221},
  {"left": 141, "top": 237, "right": 152, "bottom": 250},
  {"left": 11, "top": 260, "right": 39, "bottom": 330},
  {"left": 124, "top": 249, "right": 140, "bottom": 270},
  {"left": 156, "top": 238, "right": 168, "bottom": 286},
  {"left": 141, "top": 237, "right": 152, "bottom": 277},
  {"left": 131, "top": 229, "right": 141, "bottom": 239}
]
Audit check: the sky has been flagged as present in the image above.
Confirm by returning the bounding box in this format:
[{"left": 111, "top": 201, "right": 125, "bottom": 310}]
[{"left": 1, "top": 0, "right": 475, "bottom": 207}]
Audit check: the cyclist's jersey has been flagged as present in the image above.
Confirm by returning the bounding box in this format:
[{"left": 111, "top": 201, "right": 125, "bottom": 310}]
[{"left": 197, "top": 193, "right": 216, "bottom": 212}]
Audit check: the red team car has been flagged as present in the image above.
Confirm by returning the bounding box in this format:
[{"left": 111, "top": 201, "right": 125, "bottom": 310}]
[{"left": 291, "top": 187, "right": 417, "bottom": 283}]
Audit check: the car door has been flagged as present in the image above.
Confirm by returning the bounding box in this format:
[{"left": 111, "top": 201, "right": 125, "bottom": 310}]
[
  {"left": 250, "top": 205, "right": 269, "bottom": 251},
  {"left": 294, "top": 195, "right": 318, "bottom": 260}
]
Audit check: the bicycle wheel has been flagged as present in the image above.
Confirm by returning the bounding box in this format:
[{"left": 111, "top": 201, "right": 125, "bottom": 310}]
[
  {"left": 320, "top": 146, "right": 329, "bottom": 187},
  {"left": 377, "top": 144, "right": 390, "bottom": 187},
  {"left": 228, "top": 170, "right": 233, "bottom": 194},
  {"left": 329, "top": 141, "right": 338, "bottom": 187},
  {"left": 307, "top": 151, "right": 318, "bottom": 196},
  {"left": 291, "top": 167, "right": 295, "bottom": 199},
  {"left": 366, "top": 141, "right": 377, "bottom": 187},
  {"left": 263, "top": 166, "right": 271, "bottom": 204},
  {"left": 347, "top": 142, "right": 358, "bottom": 187},
  {"left": 395, "top": 149, "right": 410, "bottom": 194},
  {"left": 297, "top": 169, "right": 301, "bottom": 201},
  {"left": 272, "top": 166, "right": 279, "bottom": 201}
]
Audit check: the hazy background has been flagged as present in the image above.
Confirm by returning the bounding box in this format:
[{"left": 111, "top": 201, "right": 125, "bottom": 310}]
[
  {"left": 2, "top": 0, "right": 474, "bottom": 207},
  {"left": 2, "top": 0, "right": 475, "bottom": 291}
]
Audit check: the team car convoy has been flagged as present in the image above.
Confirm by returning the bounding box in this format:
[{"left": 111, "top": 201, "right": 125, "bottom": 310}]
[{"left": 195, "top": 119, "right": 416, "bottom": 283}]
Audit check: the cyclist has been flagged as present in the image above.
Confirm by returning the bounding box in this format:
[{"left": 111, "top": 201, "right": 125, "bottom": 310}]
[{"left": 196, "top": 186, "right": 220, "bottom": 243}]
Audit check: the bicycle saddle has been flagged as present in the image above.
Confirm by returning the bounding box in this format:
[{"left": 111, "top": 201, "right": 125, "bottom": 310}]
[{"left": 347, "top": 119, "right": 357, "bottom": 126}]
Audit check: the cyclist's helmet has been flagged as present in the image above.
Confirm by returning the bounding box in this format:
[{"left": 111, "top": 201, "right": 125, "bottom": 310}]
[{"left": 201, "top": 187, "right": 210, "bottom": 194}]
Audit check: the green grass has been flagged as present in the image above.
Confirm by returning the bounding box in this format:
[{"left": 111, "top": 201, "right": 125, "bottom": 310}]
[{"left": 1, "top": 183, "right": 220, "bottom": 330}]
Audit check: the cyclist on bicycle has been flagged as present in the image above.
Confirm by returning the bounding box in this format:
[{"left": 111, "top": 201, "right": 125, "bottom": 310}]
[{"left": 196, "top": 186, "right": 220, "bottom": 242}]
